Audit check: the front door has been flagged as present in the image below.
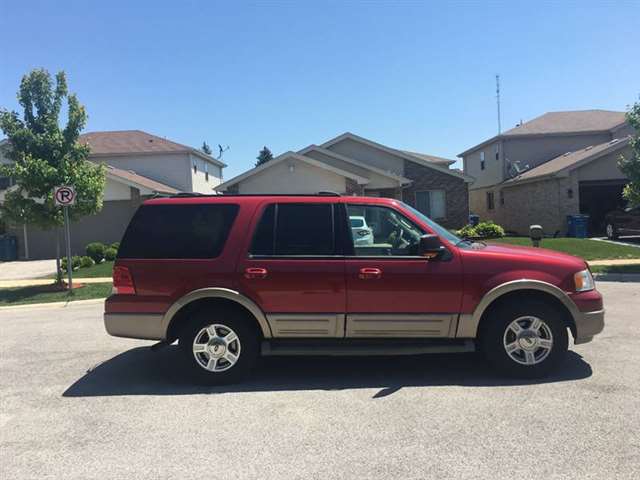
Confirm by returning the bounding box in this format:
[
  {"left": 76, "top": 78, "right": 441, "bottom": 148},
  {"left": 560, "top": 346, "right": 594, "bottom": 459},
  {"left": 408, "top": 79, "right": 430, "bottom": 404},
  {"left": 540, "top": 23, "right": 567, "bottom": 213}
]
[
  {"left": 343, "top": 203, "right": 463, "bottom": 338},
  {"left": 237, "top": 201, "right": 346, "bottom": 338}
]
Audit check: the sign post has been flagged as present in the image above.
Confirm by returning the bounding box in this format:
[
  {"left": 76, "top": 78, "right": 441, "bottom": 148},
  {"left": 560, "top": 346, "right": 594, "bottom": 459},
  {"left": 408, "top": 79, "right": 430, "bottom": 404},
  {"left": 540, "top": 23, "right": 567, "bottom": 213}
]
[{"left": 54, "top": 186, "right": 77, "bottom": 290}]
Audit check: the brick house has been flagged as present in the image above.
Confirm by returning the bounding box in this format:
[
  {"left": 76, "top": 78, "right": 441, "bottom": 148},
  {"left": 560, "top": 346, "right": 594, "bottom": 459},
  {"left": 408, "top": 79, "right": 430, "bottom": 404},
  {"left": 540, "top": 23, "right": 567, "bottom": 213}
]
[
  {"left": 216, "top": 132, "right": 472, "bottom": 228},
  {"left": 458, "top": 110, "right": 635, "bottom": 235}
]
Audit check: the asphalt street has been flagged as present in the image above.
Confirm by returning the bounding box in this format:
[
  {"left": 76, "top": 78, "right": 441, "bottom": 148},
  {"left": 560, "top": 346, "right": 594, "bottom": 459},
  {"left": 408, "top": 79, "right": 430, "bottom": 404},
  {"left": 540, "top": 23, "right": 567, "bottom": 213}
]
[{"left": 1, "top": 282, "right": 639, "bottom": 479}]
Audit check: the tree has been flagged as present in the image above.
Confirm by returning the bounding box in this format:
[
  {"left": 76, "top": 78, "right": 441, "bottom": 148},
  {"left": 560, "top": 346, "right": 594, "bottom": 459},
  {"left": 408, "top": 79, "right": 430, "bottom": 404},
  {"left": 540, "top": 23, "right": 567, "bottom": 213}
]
[
  {"left": 0, "top": 69, "right": 105, "bottom": 268},
  {"left": 201, "top": 141, "right": 212, "bottom": 155},
  {"left": 619, "top": 98, "right": 640, "bottom": 207},
  {"left": 255, "top": 146, "right": 273, "bottom": 167}
]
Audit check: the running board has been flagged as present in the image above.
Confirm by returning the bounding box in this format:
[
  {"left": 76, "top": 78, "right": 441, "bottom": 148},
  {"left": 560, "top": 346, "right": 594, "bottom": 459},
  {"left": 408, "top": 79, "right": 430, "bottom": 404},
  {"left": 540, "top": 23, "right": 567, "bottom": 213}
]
[{"left": 261, "top": 339, "right": 475, "bottom": 356}]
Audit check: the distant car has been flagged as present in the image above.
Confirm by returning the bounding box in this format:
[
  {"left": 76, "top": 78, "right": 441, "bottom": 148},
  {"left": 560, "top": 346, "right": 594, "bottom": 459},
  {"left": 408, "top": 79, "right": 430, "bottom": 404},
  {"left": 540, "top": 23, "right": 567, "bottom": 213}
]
[
  {"left": 605, "top": 206, "right": 640, "bottom": 239},
  {"left": 350, "top": 215, "right": 374, "bottom": 245}
]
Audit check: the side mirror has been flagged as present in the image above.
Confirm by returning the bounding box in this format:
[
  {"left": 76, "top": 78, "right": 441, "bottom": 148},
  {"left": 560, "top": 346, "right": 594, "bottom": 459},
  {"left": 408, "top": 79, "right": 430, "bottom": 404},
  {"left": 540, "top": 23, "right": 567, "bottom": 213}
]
[{"left": 418, "top": 234, "right": 445, "bottom": 259}]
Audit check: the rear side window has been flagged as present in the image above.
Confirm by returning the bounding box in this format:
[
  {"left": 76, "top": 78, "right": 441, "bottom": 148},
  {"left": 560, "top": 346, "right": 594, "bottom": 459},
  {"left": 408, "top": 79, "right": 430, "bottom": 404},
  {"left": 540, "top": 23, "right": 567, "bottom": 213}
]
[
  {"left": 250, "top": 203, "right": 335, "bottom": 256},
  {"left": 118, "top": 204, "right": 239, "bottom": 259}
]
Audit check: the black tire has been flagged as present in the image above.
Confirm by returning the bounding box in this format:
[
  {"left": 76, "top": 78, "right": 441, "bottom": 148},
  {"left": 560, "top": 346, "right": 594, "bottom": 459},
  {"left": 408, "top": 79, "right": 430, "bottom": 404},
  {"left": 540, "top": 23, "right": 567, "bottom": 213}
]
[
  {"left": 479, "top": 299, "right": 568, "bottom": 378},
  {"left": 606, "top": 223, "right": 618, "bottom": 240},
  {"left": 178, "top": 306, "right": 260, "bottom": 385}
]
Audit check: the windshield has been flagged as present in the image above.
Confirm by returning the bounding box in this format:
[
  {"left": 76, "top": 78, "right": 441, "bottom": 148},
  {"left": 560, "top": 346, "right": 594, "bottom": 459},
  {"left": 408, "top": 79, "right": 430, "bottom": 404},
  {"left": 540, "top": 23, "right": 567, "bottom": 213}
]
[
  {"left": 350, "top": 218, "right": 364, "bottom": 228},
  {"left": 400, "top": 202, "right": 464, "bottom": 246}
]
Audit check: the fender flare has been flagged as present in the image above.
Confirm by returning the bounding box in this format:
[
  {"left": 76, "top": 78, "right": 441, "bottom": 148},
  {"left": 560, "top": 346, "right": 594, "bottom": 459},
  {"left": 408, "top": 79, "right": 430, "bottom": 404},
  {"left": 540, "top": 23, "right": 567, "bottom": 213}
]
[
  {"left": 161, "top": 287, "right": 272, "bottom": 339},
  {"left": 456, "top": 279, "right": 580, "bottom": 338}
]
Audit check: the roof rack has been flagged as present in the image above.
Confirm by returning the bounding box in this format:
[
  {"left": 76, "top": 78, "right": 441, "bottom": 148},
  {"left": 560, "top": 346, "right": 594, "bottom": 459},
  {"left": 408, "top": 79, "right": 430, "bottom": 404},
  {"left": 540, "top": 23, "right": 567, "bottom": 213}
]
[{"left": 168, "top": 192, "right": 343, "bottom": 198}]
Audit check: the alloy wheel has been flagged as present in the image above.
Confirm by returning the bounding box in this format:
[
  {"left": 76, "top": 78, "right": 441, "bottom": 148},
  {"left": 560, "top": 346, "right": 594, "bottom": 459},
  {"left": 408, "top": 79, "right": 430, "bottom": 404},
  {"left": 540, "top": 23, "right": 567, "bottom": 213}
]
[
  {"left": 192, "top": 324, "right": 242, "bottom": 372},
  {"left": 502, "top": 316, "right": 554, "bottom": 366}
]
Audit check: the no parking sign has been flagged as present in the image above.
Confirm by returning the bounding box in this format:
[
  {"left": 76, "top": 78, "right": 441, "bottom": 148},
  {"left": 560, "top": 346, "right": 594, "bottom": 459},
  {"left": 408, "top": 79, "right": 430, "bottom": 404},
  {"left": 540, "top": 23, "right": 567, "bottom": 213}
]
[
  {"left": 53, "top": 185, "right": 76, "bottom": 289},
  {"left": 54, "top": 186, "right": 76, "bottom": 206}
]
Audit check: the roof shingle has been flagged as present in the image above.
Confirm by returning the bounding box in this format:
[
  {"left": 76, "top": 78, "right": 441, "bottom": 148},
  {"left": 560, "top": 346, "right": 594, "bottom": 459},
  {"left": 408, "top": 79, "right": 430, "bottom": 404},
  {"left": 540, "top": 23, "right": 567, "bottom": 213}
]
[
  {"left": 503, "top": 136, "right": 631, "bottom": 184},
  {"left": 105, "top": 164, "right": 180, "bottom": 194},
  {"left": 79, "top": 130, "right": 226, "bottom": 166}
]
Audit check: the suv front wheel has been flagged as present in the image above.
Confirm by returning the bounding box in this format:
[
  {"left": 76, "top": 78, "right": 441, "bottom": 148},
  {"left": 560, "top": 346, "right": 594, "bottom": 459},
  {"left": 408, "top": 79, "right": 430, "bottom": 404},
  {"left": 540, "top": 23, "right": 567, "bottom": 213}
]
[
  {"left": 179, "top": 307, "right": 259, "bottom": 384},
  {"left": 480, "top": 299, "right": 568, "bottom": 378}
]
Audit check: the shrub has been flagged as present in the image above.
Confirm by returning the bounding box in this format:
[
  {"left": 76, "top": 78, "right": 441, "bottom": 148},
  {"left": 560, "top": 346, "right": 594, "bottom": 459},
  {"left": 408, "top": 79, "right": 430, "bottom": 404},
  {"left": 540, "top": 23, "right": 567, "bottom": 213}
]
[
  {"left": 62, "top": 256, "right": 82, "bottom": 272},
  {"left": 456, "top": 224, "right": 477, "bottom": 239},
  {"left": 110, "top": 242, "right": 120, "bottom": 252},
  {"left": 104, "top": 247, "right": 117, "bottom": 262},
  {"left": 474, "top": 221, "right": 505, "bottom": 239},
  {"left": 85, "top": 242, "right": 106, "bottom": 264},
  {"left": 80, "top": 256, "right": 95, "bottom": 268}
]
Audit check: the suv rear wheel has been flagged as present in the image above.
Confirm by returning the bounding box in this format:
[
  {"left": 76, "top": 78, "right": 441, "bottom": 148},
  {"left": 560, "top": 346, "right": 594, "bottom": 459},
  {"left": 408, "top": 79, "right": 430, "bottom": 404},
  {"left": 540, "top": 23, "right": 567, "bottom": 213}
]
[
  {"left": 479, "top": 299, "right": 568, "bottom": 378},
  {"left": 179, "top": 307, "right": 259, "bottom": 384}
]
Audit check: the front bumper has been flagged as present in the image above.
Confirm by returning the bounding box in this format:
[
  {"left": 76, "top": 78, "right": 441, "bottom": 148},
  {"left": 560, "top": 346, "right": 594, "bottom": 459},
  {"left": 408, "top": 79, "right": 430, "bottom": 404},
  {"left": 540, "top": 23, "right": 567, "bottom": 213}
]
[{"left": 573, "top": 309, "right": 605, "bottom": 345}]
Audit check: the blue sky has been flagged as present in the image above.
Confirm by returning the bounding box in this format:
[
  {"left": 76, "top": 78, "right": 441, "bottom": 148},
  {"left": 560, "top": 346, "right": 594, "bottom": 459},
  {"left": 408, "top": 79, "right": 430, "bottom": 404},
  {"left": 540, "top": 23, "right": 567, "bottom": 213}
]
[{"left": 1, "top": 0, "right": 639, "bottom": 177}]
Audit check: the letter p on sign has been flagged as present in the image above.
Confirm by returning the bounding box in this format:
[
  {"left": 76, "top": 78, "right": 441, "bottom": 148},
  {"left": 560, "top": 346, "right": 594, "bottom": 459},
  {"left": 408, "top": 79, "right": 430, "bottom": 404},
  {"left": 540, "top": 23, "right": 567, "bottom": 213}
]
[{"left": 54, "top": 186, "right": 76, "bottom": 206}]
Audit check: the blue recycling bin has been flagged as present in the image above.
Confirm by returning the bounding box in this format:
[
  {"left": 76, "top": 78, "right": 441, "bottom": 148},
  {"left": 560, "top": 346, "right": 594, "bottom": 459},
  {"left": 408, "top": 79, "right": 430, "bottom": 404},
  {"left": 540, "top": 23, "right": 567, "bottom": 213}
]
[
  {"left": 0, "top": 235, "right": 18, "bottom": 261},
  {"left": 567, "top": 215, "right": 589, "bottom": 238},
  {"left": 469, "top": 214, "right": 480, "bottom": 227}
]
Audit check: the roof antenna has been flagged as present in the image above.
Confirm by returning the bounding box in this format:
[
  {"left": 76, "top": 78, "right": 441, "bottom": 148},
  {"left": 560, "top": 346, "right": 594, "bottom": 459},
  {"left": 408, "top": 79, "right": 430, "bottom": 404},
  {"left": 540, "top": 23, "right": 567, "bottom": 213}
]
[
  {"left": 217, "top": 144, "right": 230, "bottom": 161},
  {"left": 496, "top": 74, "right": 502, "bottom": 134}
]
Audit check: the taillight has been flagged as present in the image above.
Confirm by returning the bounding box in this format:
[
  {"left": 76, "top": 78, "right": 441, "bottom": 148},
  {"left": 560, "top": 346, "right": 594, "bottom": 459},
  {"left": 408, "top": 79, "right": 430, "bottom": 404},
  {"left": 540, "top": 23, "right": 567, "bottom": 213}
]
[{"left": 113, "top": 266, "right": 136, "bottom": 295}]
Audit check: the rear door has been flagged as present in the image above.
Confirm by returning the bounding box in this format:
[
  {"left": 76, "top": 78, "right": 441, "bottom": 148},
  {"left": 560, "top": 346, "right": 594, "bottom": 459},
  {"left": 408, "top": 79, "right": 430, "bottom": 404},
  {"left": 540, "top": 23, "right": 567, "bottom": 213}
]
[{"left": 237, "top": 201, "right": 347, "bottom": 338}]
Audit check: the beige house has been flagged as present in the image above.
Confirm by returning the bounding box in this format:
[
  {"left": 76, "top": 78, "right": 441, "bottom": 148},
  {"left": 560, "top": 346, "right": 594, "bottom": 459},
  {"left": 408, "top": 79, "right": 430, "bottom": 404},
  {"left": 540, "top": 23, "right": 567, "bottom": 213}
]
[
  {"left": 216, "top": 132, "right": 473, "bottom": 228},
  {"left": 459, "top": 110, "right": 635, "bottom": 235},
  {"left": 0, "top": 130, "right": 226, "bottom": 259}
]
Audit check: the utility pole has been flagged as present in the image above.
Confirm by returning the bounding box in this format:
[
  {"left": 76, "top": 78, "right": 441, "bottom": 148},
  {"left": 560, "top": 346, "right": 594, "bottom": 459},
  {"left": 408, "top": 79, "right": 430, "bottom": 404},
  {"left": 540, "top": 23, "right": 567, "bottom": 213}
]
[{"left": 496, "top": 74, "right": 502, "bottom": 134}]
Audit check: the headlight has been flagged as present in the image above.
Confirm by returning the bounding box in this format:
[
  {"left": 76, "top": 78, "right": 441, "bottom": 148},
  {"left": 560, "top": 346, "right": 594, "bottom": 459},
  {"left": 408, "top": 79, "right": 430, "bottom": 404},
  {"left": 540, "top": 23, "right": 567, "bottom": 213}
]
[{"left": 574, "top": 269, "right": 594, "bottom": 292}]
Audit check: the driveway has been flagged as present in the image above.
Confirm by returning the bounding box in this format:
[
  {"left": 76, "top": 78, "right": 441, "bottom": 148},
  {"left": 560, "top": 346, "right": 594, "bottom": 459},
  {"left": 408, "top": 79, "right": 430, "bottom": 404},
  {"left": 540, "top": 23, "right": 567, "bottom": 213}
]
[
  {"left": 1, "top": 282, "right": 639, "bottom": 479},
  {"left": 0, "top": 259, "right": 56, "bottom": 280}
]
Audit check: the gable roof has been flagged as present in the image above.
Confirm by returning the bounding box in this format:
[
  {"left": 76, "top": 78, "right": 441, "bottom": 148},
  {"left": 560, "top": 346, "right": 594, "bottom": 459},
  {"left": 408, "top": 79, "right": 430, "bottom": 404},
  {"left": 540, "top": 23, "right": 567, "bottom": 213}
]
[
  {"left": 320, "top": 132, "right": 472, "bottom": 182},
  {"left": 400, "top": 150, "right": 455, "bottom": 166},
  {"left": 297, "top": 145, "right": 412, "bottom": 184},
  {"left": 502, "top": 136, "right": 631, "bottom": 185},
  {"left": 459, "top": 110, "right": 627, "bottom": 157},
  {"left": 105, "top": 164, "right": 180, "bottom": 194},
  {"left": 215, "top": 151, "right": 369, "bottom": 192},
  {"left": 80, "top": 130, "right": 226, "bottom": 167}
]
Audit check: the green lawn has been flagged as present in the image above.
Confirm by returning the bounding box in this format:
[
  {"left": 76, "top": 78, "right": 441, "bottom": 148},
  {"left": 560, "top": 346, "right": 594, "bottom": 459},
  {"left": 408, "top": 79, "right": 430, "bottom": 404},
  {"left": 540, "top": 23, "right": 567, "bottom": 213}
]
[
  {"left": 0, "top": 283, "right": 112, "bottom": 306},
  {"left": 49, "top": 260, "right": 114, "bottom": 279},
  {"left": 490, "top": 237, "right": 640, "bottom": 261},
  {"left": 590, "top": 264, "right": 640, "bottom": 274}
]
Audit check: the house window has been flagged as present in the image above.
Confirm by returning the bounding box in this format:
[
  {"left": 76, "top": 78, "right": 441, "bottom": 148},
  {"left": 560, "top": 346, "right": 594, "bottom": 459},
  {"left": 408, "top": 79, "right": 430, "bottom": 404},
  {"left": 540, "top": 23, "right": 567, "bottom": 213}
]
[
  {"left": 205, "top": 163, "right": 209, "bottom": 182},
  {"left": 415, "top": 190, "right": 446, "bottom": 219},
  {"left": 480, "top": 151, "right": 485, "bottom": 170},
  {"left": 193, "top": 158, "right": 198, "bottom": 173},
  {"left": 495, "top": 144, "right": 500, "bottom": 161},
  {"left": 486, "top": 191, "right": 495, "bottom": 210},
  {"left": 499, "top": 190, "right": 504, "bottom": 206}
]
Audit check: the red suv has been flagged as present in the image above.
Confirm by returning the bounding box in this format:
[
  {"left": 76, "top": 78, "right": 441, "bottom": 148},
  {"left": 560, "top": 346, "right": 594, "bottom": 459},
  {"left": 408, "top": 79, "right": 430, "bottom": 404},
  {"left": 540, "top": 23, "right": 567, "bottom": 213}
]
[{"left": 104, "top": 194, "right": 604, "bottom": 383}]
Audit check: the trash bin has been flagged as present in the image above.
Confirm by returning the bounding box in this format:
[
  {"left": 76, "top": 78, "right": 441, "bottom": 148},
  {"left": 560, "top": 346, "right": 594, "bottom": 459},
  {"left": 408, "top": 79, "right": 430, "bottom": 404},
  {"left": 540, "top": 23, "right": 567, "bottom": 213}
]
[
  {"left": 567, "top": 215, "right": 589, "bottom": 238},
  {"left": 469, "top": 214, "right": 480, "bottom": 227},
  {"left": 0, "top": 234, "right": 18, "bottom": 261}
]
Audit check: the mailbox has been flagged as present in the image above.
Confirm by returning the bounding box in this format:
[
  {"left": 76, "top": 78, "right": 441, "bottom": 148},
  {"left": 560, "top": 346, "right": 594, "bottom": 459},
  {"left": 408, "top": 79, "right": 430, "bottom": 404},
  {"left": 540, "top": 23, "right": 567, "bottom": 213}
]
[{"left": 530, "top": 225, "right": 543, "bottom": 247}]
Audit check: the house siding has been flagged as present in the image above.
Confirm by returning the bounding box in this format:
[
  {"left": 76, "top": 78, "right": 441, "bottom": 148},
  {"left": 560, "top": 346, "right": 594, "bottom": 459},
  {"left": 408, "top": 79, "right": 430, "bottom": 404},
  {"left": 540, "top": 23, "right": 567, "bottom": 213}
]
[
  {"left": 402, "top": 160, "right": 469, "bottom": 229},
  {"left": 9, "top": 191, "right": 144, "bottom": 259}
]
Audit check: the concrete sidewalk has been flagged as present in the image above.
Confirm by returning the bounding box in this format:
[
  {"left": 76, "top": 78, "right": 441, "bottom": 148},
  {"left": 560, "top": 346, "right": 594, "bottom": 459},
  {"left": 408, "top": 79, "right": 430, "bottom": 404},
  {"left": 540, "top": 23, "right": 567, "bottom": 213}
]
[
  {"left": 0, "top": 259, "right": 57, "bottom": 280},
  {"left": 0, "top": 277, "right": 112, "bottom": 288},
  {"left": 588, "top": 258, "right": 640, "bottom": 266}
]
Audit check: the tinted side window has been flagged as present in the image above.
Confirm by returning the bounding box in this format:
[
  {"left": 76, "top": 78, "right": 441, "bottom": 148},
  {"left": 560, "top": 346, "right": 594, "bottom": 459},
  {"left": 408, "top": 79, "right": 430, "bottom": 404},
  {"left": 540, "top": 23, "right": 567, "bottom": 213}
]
[
  {"left": 119, "top": 204, "right": 239, "bottom": 259},
  {"left": 250, "top": 204, "right": 275, "bottom": 255},
  {"left": 276, "top": 204, "right": 334, "bottom": 255}
]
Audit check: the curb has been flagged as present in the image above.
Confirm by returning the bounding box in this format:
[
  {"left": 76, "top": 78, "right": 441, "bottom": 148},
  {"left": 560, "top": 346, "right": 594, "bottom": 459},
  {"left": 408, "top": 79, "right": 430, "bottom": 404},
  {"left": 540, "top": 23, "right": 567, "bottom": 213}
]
[
  {"left": 0, "top": 298, "right": 107, "bottom": 311},
  {"left": 593, "top": 273, "right": 640, "bottom": 282}
]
